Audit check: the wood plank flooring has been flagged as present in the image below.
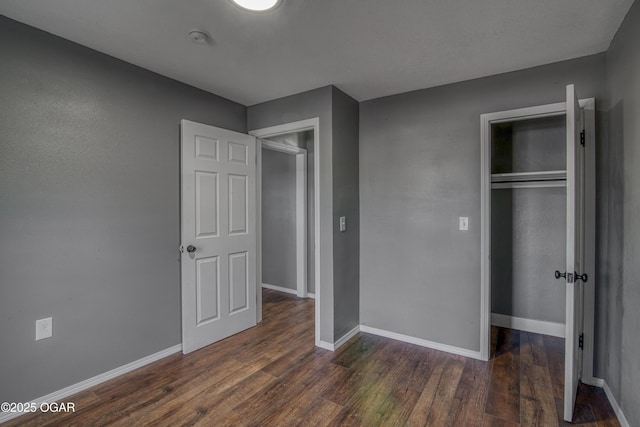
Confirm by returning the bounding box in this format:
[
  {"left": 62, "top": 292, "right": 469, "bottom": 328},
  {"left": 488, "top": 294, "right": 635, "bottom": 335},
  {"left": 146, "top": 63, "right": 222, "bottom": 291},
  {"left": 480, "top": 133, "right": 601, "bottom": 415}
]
[{"left": 5, "top": 289, "right": 619, "bottom": 426}]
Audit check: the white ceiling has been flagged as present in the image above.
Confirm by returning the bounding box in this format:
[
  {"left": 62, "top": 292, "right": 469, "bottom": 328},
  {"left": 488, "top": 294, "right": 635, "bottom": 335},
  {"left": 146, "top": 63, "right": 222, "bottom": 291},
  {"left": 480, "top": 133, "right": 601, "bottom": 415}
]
[{"left": 0, "top": 0, "right": 634, "bottom": 105}]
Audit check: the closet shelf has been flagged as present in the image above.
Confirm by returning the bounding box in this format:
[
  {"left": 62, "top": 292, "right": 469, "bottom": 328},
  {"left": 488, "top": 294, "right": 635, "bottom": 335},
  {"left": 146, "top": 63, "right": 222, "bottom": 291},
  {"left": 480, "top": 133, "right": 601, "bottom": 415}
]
[{"left": 491, "top": 170, "right": 566, "bottom": 183}]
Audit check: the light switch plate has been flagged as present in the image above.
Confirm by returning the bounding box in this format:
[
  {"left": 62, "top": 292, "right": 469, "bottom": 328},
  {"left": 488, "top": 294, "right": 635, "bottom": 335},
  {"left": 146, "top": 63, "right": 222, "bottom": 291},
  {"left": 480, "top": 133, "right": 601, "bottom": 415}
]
[
  {"left": 459, "top": 217, "right": 469, "bottom": 231},
  {"left": 36, "top": 317, "right": 53, "bottom": 340}
]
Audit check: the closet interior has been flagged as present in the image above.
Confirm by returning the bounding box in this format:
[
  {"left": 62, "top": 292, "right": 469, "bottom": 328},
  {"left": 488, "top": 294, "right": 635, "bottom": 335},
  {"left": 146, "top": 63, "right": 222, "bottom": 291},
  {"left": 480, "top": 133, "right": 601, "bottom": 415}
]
[{"left": 490, "top": 114, "right": 567, "bottom": 334}]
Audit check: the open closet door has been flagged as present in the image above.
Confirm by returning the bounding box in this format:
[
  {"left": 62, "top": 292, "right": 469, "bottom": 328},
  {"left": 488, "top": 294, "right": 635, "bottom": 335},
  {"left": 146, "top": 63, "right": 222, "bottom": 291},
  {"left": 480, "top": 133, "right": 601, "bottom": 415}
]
[{"left": 563, "top": 84, "right": 585, "bottom": 421}]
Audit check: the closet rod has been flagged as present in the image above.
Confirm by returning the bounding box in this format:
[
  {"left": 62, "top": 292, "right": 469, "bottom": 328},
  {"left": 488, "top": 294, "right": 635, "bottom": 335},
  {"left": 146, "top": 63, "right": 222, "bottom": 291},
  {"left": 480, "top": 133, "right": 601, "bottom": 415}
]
[{"left": 492, "top": 180, "right": 566, "bottom": 189}]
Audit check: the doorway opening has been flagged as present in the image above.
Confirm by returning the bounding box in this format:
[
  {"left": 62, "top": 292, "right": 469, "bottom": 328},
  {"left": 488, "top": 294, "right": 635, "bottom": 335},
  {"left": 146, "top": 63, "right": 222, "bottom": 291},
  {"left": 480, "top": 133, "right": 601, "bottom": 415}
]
[
  {"left": 250, "top": 118, "right": 321, "bottom": 347},
  {"left": 260, "top": 134, "right": 312, "bottom": 299},
  {"left": 489, "top": 113, "right": 568, "bottom": 340}
]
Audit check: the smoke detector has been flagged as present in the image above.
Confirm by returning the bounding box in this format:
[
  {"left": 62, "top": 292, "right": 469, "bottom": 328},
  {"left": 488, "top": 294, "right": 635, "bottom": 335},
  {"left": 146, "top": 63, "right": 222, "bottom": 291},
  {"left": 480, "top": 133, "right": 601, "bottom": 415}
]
[{"left": 189, "top": 30, "right": 209, "bottom": 44}]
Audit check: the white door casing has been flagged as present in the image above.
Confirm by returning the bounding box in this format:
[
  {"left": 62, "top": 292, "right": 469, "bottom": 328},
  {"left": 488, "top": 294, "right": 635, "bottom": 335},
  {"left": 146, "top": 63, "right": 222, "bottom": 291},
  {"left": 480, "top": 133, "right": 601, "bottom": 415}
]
[
  {"left": 563, "top": 84, "right": 585, "bottom": 421},
  {"left": 180, "top": 120, "right": 257, "bottom": 354}
]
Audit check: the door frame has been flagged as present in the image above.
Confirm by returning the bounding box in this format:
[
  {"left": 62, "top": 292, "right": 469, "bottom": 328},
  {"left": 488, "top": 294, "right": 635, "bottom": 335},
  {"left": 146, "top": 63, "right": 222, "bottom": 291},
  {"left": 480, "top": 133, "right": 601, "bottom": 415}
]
[
  {"left": 479, "top": 98, "right": 596, "bottom": 383},
  {"left": 260, "top": 139, "right": 308, "bottom": 299},
  {"left": 249, "top": 118, "right": 321, "bottom": 347}
]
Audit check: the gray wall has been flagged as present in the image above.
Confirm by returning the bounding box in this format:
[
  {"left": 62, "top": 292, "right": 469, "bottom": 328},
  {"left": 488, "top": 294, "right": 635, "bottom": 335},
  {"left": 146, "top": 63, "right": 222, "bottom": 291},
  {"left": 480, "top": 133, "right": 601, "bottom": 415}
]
[
  {"left": 0, "top": 16, "right": 246, "bottom": 402},
  {"left": 248, "top": 86, "right": 360, "bottom": 342},
  {"left": 248, "top": 86, "right": 336, "bottom": 342},
  {"left": 331, "top": 87, "right": 360, "bottom": 339},
  {"left": 360, "top": 54, "right": 605, "bottom": 351},
  {"left": 600, "top": 1, "right": 640, "bottom": 424},
  {"left": 261, "top": 149, "right": 297, "bottom": 290},
  {"left": 491, "top": 188, "right": 566, "bottom": 323}
]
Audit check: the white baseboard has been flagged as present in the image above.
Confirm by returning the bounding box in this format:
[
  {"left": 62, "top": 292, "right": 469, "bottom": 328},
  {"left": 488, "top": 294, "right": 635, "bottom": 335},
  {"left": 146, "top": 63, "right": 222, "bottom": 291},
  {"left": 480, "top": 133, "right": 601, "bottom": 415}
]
[
  {"left": 317, "top": 340, "right": 334, "bottom": 351},
  {"left": 581, "top": 377, "right": 629, "bottom": 427},
  {"left": 262, "top": 283, "right": 315, "bottom": 299},
  {"left": 333, "top": 325, "right": 360, "bottom": 350},
  {"left": 491, "top": 313, "right": 565, "bottom": 338},
  {"left": 601, "top": 379, "right": 631, "bottom": 427},
  {"left": 317, "top": 325, "right": 360, "bottom": 351},
  {"left": 261, "top": 283, "right": 297, "bottom": 295},
  {"left": 360, "top": 325, "right": 482, "bottom": 360},
  {"left": 318, "top": 323, "right": 488, "bottom": 360},
  {"left": 582, "top": 376, "right": 604, "bottom": 387},
  {"left": 0, "top": 344, "right": 182, "bottom": 424}
]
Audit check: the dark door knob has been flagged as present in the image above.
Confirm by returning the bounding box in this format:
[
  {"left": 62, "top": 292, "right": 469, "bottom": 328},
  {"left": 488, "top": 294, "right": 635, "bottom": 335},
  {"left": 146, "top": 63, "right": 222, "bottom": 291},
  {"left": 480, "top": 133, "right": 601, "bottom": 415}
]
[
  {"left": 574, "top": 272, "right": 588, "bottom": 282},
  {"left": 186, "top": 245, "right": 197, "bottom": 253},
  {"left": 554, "top": 271, "right": 566, "bottom": 280}
]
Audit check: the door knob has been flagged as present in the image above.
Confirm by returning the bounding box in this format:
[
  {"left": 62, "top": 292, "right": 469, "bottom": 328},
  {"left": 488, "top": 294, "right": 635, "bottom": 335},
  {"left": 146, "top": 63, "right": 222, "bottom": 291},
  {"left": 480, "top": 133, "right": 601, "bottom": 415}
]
[
  {"left": 574, "top": 272, "right": 588, "bottom": 283},
  {"left": 554, "top": 271, "right": 566, "bottom": 280},
  {"left": 186, "top": 245, "right": 197, "bottom": 253}
]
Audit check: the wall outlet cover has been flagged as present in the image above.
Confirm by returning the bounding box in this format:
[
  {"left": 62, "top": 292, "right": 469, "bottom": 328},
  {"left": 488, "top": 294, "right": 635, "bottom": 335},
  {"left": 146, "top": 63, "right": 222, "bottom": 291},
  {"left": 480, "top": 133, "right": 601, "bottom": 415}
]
[{"left": 36, "top": 317, "right": 53, "bottom": 340}]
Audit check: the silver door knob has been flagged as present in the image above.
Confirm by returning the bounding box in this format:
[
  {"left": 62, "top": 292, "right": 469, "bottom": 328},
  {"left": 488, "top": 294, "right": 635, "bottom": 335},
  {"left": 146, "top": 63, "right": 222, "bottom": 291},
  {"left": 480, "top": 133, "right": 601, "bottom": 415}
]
[{"left": 186, "top": 245, "right": 197, "bottom": 253}]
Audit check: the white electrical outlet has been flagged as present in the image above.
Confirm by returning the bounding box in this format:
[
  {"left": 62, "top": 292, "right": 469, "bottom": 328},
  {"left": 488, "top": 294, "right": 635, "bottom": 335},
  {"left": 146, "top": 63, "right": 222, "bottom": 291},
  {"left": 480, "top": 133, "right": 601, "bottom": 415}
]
[
  {"left": 459, "top": 217, "right": 469, "bottom": 231},
  {"left": 35, "top": 317, "right": 53, "bottom": 341}
]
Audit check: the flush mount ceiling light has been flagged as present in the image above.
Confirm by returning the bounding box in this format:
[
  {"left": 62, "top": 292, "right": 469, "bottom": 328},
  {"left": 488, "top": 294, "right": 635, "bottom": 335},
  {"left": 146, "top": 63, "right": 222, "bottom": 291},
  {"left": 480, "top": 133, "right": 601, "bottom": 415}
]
[{"left": 230, "top": 0, "right": 281, "bottom": 12}]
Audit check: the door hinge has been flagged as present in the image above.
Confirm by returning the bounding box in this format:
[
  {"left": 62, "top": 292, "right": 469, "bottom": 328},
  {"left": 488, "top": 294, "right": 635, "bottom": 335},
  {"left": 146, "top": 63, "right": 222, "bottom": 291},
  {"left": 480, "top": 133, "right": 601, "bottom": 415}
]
[
  {"left": 580, "top": 130, "right": 585, "bottom": 146},
  {"left": 579, "top": 333, "right": 584, "bottom": 350}
]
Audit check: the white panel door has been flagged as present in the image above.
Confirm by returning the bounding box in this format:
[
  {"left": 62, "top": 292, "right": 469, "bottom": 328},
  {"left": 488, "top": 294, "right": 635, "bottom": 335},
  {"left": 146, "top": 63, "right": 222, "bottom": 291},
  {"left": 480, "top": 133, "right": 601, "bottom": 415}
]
[
  {"left": 563, "top": 84, "right": 585, "bottom": 421},
  {"left": 181, "top": 120, "right": 256, "bottom": 354}
]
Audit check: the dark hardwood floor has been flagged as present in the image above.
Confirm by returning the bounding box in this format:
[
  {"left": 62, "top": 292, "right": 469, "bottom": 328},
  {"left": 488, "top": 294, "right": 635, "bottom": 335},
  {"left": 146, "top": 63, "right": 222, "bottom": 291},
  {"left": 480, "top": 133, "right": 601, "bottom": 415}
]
[{"left": 5, "top": 289, "right": 619, "bottom": 426}]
